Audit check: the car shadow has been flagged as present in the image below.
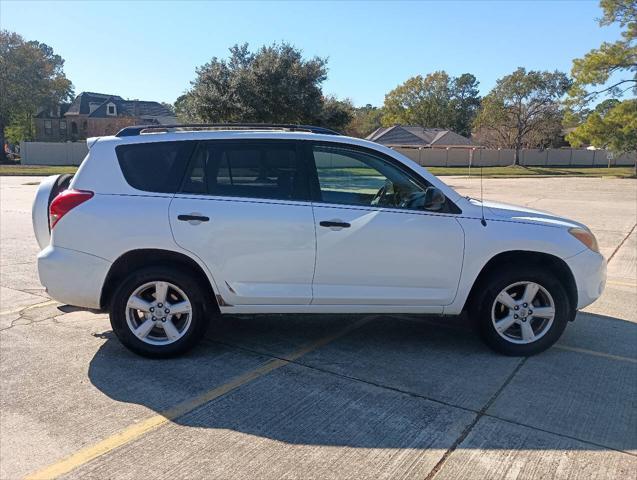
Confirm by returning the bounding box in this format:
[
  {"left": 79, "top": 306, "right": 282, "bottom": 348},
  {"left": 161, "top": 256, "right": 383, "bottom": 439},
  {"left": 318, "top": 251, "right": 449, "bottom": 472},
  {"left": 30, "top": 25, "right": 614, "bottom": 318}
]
[{"left": 87, "top": 311, "right": 636, "bottom": 450}]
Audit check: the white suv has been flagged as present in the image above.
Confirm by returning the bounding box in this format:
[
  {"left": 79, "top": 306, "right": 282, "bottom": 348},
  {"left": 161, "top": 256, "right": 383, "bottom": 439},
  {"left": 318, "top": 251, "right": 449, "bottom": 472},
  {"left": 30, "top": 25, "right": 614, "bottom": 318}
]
[{"left": 32, "top": 124, "right": 606, "bottom": 358}]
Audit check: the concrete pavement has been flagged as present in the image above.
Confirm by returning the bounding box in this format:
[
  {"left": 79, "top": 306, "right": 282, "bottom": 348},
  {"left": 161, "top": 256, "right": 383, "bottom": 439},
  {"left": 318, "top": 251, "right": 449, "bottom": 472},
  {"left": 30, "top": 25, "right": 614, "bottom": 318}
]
[{"left": 1, "top": 175, "right": 635, "bottom": 479}]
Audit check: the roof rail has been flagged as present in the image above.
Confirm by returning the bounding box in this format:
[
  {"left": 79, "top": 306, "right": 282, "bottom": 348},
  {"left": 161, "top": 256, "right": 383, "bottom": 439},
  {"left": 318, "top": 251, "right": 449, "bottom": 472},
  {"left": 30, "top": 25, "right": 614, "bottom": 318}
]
[{"left": 115, "top": 123, "right": 341, "bottom": 137}]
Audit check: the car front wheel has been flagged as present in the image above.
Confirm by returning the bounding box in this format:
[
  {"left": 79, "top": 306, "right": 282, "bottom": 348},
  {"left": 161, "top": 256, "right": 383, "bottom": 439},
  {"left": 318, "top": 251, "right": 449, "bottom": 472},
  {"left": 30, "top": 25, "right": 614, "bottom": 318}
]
[{"left": 474, "top": 267, "right": 572, "bottom": 356}]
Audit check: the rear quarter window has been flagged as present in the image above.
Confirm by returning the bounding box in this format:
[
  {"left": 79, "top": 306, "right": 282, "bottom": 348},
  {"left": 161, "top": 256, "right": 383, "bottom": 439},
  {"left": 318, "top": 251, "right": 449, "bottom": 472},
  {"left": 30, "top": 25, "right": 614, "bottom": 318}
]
[{"left": 116, "top": 141, "right": 195, "bottom": 193}]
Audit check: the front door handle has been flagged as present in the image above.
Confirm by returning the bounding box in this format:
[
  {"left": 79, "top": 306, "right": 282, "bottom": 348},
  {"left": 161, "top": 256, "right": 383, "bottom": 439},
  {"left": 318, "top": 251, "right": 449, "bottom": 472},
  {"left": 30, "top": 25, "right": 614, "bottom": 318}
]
[
  {"left": 178, "top": 214, "right": 209, "bottom": 223},
  {"left": 320, "top": 220, "right": 351, "bottom": 229}
]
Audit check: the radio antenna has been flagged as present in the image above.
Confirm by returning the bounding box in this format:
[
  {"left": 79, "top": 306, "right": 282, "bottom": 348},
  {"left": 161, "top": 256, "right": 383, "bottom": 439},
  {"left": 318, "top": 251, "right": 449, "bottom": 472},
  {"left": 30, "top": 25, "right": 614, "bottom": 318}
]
[{"left": 480, "top": 166, "right": 487, "bottom": 227}]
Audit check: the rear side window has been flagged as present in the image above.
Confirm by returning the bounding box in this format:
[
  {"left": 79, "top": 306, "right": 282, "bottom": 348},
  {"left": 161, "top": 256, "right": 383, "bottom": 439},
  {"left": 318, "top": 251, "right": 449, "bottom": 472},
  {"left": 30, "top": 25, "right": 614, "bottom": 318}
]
[
  {"left": 116, "top": 141, "right": 195, "bottom": 193},
  {"left": 181, "top": 142, "right": 309, "bottom": 201}
]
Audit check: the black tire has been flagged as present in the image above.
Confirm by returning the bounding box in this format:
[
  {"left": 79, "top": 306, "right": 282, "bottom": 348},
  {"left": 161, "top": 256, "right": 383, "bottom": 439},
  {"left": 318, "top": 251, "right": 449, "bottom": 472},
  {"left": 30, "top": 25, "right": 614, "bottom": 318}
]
[
  {"left": 109, "top": 266, "right": 213, "bottom": 358},
  {"left": 472, "top": 266, "right": 572, "bottom": 356}
]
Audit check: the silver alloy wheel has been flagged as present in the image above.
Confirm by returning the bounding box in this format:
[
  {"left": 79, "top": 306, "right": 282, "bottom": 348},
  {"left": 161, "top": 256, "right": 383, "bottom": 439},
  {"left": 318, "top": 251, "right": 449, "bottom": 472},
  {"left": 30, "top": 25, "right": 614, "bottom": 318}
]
[
  {"left": 125, "top": 281, "right": 192, "bottom": 346},
  {"left": 491, "top": 281, "right": 556, "bottom": 345}
]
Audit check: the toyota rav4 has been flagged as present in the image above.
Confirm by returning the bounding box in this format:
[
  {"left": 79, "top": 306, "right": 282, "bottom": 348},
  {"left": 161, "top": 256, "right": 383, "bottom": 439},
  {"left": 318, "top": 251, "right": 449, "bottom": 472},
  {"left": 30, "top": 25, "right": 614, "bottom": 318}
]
[{"left": 32, "top": 124, "right": 606, "bottom": 358}]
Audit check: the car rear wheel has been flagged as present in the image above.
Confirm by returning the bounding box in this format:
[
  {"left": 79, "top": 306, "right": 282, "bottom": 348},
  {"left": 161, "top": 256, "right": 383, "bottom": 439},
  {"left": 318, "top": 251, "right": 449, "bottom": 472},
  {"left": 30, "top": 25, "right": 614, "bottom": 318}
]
[
  {"left": 109, "top": 267, "right": 212, "bottom": 358},
  {"left": 473, "top": 266, "right": 571, "bottom": 356}
]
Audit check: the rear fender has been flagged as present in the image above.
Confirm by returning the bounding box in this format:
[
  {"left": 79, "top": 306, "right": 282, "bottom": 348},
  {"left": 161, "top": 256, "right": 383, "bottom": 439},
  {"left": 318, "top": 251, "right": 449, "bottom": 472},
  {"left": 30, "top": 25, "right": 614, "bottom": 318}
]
[{"left": 31, "top": 174, "right": 73, "bottom": 250}]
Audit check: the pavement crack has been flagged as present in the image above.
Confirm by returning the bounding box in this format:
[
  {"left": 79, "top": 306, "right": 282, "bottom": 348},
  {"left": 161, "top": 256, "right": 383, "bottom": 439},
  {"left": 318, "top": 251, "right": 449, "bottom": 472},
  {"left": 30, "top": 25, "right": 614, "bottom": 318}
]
[
  {"left": 206, "top": 340, "right": 636, "bottom": 457},
  {"left": 523, "top": 196, "right": 545, "bottom": 207},
  {"left": 205, "top": 335, "right": 637, "bottom": 454},
  {"left": 424, "top": 357, "right": 528, "bottom": 480},
  {"left": 0, "top": 314, "right": 50, "bottom": 332},
  {"left": 608, "top": 223, "right": 636, "bottom": 263},
  {"left": 204, "top": 337, "right": 484, "bottom": 416},
  {"left": 481, "top": 413, "right": 637, "bottom": 458},
  {"left": 0, "top": 300, "right": 59, "bottom": 332}
]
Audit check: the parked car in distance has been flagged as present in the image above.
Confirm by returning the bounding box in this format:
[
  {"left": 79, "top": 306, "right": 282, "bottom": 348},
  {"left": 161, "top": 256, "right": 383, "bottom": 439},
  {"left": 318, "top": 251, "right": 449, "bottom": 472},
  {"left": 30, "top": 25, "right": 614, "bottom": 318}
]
[{"left": 32, "top": 124, "right": 606, "bottom": 358}]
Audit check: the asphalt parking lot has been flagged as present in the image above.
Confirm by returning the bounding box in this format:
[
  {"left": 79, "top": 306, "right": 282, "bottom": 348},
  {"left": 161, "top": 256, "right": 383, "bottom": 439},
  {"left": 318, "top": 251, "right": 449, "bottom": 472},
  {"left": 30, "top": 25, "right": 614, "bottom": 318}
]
[{"left": 1, "top": 174, "right": 635, "bottom": 479}]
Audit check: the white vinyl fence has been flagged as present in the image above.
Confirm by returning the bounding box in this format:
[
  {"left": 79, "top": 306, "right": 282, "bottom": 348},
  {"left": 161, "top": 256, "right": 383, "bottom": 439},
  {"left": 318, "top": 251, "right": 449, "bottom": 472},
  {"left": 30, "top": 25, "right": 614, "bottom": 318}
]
[
  {"left": 393, "top": 147, "right": 636, "bottom": 168},
  {"left": 18, "top": 141, "right": 636, "bottom": 168},
  {"left": 20, "top": 141, "right": 88, "bottom": 166}
]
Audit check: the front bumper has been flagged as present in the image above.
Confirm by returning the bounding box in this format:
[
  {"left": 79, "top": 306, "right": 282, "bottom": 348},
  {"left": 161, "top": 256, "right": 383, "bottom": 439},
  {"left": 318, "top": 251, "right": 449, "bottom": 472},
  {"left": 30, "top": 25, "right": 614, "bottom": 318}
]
[
  {"left": 38, "top": 246, "right": 112, "bottom": 309},
  {"left": 565, "top": 249, "right": 607, "bottom": 309}
]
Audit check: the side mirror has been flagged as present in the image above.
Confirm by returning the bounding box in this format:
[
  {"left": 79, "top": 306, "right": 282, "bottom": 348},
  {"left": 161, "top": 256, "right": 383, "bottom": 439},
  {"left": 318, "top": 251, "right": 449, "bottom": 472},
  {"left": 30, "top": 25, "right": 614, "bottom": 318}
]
[{"left": 423, "top": 187, "right": 445, "bottom": 211}]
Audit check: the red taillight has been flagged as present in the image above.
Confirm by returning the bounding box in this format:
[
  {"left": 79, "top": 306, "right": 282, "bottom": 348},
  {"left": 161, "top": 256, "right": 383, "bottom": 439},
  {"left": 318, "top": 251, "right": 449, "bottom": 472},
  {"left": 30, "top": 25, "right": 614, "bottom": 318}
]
[{"left": 49, "top": 189, "right": 94, "bottom": 229}]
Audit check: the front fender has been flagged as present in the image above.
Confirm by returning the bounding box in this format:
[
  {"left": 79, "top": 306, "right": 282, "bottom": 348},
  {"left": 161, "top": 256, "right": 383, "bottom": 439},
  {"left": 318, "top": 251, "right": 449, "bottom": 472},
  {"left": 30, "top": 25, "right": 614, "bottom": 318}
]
[{"left": 443, "top": 217, "right": 584, "bottom": 315}]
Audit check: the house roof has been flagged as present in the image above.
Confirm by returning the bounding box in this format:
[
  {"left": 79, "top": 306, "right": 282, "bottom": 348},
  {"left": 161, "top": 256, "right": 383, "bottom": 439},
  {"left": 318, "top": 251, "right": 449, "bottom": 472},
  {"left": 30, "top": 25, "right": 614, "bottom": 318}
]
[
  {"left": 88, "top": 99, "right": 173, "bottom": 118},
  {"left": 65, "top": 92, "right": 174, "bottom": 119},
  {"left": 65, "top": 92, "right": 124, "bottom": 115},
  {"left": 367, "top": 125, "right": 476, "bottom": 147},
  {"left": 35, "top": 103, "right": 71, "bottom": 119}
]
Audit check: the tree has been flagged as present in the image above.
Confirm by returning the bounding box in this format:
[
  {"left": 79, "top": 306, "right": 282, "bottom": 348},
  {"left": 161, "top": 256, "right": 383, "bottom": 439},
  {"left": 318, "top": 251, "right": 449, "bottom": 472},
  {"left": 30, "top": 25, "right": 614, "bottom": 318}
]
[
  {"left": 315, "top": 96, "right": 354, "bottom": 132},
  {"left": 565, "top": 0, "right": 636, "bottom": 160},
  {"left": 345, "top": 104, "right": 383, "bottom": 138},
  {"left": 381, "top": 71, "right": 480, "bottom": 136},
  {"left": 160, "top": 102, "right": 176, "bottom": 116},
  {"left": 473, "top": 68, "right": 571, "bottom": 165},
  {"left": 567, "top": 98, "right": 637, "bottom": 154},
  {"left": 568, "top": 0, "right": 636, "bottom": 105},
  {"left": 450, "top": 74, "right": 481, "bottom": 137},
  {"left": 181, "top": 42, "right": 351, "bottom": 128},
  {"left": 174, "top": 93, "right": 200, "bottom": 122},
  {"left": 0, "top": 30, "right": 73, "bottom": 162}
]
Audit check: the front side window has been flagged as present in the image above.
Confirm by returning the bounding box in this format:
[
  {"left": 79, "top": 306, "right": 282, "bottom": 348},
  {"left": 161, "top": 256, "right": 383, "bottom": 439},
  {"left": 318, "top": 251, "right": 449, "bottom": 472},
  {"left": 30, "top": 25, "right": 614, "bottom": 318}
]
[
  {"left": 116, "top": 141, "right": 196, "bottom": 193},
  {"left": 44, "top": 120, "right": 52, "bottom": 135},
  {"left": 312, "top": 145, "right": 444, "bottom": 211},
  {"left": 181, "top": 142, "right": 309, "bottom": 201}
]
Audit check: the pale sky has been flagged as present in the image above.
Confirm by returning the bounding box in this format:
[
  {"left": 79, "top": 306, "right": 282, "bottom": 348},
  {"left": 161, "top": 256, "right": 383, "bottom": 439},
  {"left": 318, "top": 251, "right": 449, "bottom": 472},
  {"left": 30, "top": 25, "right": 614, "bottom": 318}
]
[{"left": 0, "top": 0, "right": 623, "bottom": 106}]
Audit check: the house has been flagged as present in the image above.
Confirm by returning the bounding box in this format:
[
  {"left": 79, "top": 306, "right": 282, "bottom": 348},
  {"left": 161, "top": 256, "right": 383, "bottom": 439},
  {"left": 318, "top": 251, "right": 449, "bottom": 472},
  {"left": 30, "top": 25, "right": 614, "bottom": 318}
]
[
  {"left": 367, "top": 125, "right": 477, "bottom": 148},
  {"left": 34, "top": 92, "right": 176, "bottom": 142}
]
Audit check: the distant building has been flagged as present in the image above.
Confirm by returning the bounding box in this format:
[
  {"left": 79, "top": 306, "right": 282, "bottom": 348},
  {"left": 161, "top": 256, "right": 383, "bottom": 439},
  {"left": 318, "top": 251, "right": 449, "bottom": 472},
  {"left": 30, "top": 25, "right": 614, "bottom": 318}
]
[
  {"left": 367, "top": 125, "right": 477, "bottom": 148},
  {"left": 34, "top": 92, "right": 176, "bottom": 142}
]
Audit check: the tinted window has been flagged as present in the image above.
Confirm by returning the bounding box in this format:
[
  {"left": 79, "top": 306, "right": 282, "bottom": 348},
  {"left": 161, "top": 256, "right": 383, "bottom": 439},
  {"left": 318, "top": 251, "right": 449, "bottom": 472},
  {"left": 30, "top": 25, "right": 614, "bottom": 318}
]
[
  {"left": 116, "top": 141, "right": 195, "bottom": 193},
  {"left": 313, "top": 145, "right": 447, "bottom": 212},
  {"left": 181, "top": 142, "right": 309, "bottom": 201}
]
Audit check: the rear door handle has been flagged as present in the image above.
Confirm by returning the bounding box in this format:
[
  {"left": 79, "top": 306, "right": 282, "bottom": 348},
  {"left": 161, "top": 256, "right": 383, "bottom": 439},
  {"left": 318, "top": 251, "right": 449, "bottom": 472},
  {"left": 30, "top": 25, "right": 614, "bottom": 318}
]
[
  {"left": 320, "top": 220, "right": 351, "bottom": 229},
  {"left": 178, "top": 214, "right": 209, "bottom": 223}
]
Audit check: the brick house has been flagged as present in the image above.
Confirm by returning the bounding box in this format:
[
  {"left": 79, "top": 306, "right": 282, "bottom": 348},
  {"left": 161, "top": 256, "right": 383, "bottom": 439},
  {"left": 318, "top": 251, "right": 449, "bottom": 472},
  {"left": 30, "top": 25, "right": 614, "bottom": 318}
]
[{"left": 34, "top": 92, "right": 176, "bottom": 142}]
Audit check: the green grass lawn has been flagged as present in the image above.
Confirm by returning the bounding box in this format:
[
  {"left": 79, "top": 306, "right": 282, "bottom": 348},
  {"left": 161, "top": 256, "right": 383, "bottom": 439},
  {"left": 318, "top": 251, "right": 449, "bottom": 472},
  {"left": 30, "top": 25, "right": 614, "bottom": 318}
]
[
  {"left": 0, "top": 164, "right": 634, "bottom": 178},
  {"left": 320, "top": 165, "right": 635, "bottom": 179},
  {"left": 428, "top": 165, "right": 635, "bottom": 178},
  {"left": 0, "top": 165, "right": 79, "bottom": 176}
]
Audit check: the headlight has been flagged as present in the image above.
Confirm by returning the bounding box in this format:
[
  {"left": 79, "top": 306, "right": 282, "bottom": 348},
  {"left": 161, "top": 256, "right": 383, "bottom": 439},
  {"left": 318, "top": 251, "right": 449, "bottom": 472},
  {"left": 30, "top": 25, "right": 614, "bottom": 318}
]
[{"left": 569, "top": 228, "right": 600, "bottom": 253}]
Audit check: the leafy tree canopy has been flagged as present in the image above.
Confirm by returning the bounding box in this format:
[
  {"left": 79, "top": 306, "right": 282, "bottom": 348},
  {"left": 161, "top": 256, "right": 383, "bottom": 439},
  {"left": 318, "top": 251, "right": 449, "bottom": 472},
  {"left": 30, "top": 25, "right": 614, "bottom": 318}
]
[
  {"left": 566, "top": 0, "right": 636, "bottom": 155},
  {"left": 316, "top": 96, "right": 354, "bottom": 132},
  {"left": 569, "top": 0, "right": 636, "bottom": 104},
  {"left": 180, "top": 42, "right": 352, "bottom": 131},
  {"left": 345, "top": 104, "right": 383, "bottom": 138},
  {"left": 381, "top": 71, "right": 480, "bottom": 137},
  {"left": 174, "top": 93, "right": 199, "bottom": 122},
  {"left": 568, "top": 98, "right": 636, "bottom": 153},
  {"left": 0, "top": 30, "right": 73, "bottom": 159},
  {"left": 473, "top": 68, "right": 571, "bottom": 164}
]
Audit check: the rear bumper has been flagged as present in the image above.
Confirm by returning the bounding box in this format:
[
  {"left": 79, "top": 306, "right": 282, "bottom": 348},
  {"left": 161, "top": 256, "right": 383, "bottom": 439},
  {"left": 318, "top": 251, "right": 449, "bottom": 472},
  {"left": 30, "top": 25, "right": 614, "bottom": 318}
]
[
  {"left": 565, "top": 249, "right": 607, "bottom": 309},
  {"left": 37, "top": 246, "right": 111, "bottom": 309}
]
